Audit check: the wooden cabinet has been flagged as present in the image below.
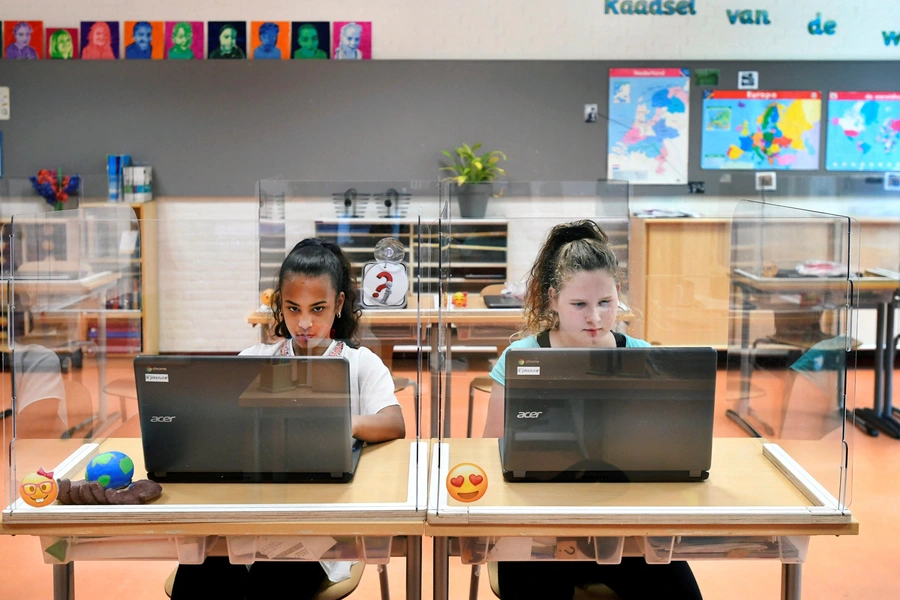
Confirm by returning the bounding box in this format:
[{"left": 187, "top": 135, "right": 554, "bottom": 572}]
[
  {"left": 629, "top": 218, "right": 732, "bottom": 347},
  {"left": 629, "top": 217, "right": 900, "bottom": 349}
]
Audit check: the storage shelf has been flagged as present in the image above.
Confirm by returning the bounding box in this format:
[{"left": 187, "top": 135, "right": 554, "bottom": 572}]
[{"left": 312, "top": 218, "right": 508, "bottom": 294}]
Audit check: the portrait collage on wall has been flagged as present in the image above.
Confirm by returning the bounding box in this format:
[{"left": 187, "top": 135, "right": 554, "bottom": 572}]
[
  {"left": 124, "top": 21, "right": 164, "bottom": 60},
  {"left": 208, "top": 21, "right": 247, "bottom": 59},
  {"left": 4, "top": 21, "right": 44, "bottom": 59},
  {"left": 81, "top": 22, "right": 119, "bottom": 60},
  {"left": 165, "top": 22, "right": 204, "bottom": 60},
  {"left": 0, "top": 20, "right": 371, "bottom": 60},
  {"left": 46, "top": 28, "right": 78, "bottom": 60},
  {"left": 291, "top": 22, "right": 330, "bottom": 59}
]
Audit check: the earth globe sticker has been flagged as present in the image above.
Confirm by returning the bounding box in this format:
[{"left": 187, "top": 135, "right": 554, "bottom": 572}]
[{"left": 85, "top": 451, "right": 135, "bottom": 489}]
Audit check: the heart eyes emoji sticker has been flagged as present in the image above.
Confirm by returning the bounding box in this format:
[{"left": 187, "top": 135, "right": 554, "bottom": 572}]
[{"left": 446, "top": 463, "right": 488, "bottom": 503}]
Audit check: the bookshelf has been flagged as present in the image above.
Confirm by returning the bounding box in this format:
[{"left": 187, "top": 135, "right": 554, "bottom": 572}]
[{"left": 313, "top": 219, "right": 509, "bottom": 294}]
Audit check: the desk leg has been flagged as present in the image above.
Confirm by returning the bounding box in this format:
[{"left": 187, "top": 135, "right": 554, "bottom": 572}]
[
  {"left": 781, "top": 563, "right": 801, "bottom": 600},
  {"left": 406, "top": 535, "right": 422, "bottom": 600},
  {"left": 444, "top": 326, "right": 453, "bottom": 438},
  {"left": 726, "top": 288, "right": 764, "bottom": 437},
  {"left": 433, "top": 536, "right": 449, "bottom": 600},
  {"left": 874, "top": 302, "right": 886, "bottom": 415},
  {"left": 884, "top": 293, "right": 896, "bottom": 418},
  {"left": 854, "top": 300, "right": 900, "bottom": 438},
  {"left": 53, "top": 563, "right": 74, "bottom": 600},
  {"left": 430, "top": 324, "right": 441, "bottom": 438}
]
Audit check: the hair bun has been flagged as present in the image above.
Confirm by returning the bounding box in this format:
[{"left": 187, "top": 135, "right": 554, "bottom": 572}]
[{"left": 554, "top": 220, "right": 608, "bottom": 246}]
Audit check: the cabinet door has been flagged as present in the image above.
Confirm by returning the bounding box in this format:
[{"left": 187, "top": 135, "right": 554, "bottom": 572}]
[{"left": 643, "top": 221, "right": 731, "bottom": 347}]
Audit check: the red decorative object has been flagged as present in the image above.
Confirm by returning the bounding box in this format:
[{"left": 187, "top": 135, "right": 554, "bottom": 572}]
[{"left": 29, "top": 169, "right": 81, "bottom": 211}]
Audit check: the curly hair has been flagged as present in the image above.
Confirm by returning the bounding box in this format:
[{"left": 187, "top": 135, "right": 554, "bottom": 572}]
[
  {"left": 172, "top": 22, "right": 193, "bottom": 45},
  {"left": 520, "top": 220, "right": 620, "bottom": 336},
  {"left": 270, "top": 239, "right": 361, "bottom": 346}
]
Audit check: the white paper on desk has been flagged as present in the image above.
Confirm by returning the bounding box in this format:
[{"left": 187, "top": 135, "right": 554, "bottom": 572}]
[
  {"left": 485, "top": 537, "right": 533, "bottom": 561},
  {"left": 256, "top": 536, "right": 337, "bottom": 560}
]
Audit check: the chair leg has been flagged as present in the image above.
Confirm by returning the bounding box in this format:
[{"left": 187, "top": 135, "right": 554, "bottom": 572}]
[
  {"left": 467, "top": 383, "right": 475, "bottom": 438},
  {"left": 378, "top": 564, "right": 390, "bottom": 600},
  {"left": 469, "top": 564, "right": 481, "bottom": 600}
]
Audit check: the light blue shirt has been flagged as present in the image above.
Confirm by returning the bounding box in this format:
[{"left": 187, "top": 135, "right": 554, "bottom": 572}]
[{"left": 489, "top": 333, "right": 651, "bottom": 386}]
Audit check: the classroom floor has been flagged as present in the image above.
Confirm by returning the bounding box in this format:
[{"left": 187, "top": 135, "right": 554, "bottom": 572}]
[{"left": 1, "top": 355, "right": 898, "bottom": 599}]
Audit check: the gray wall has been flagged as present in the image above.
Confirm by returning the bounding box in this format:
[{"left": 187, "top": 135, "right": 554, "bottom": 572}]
[{"left": 1, "top": 60, "right": 899, "bottom": 197}]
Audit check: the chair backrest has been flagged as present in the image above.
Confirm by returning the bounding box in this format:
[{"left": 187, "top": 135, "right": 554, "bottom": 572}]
[
  {"left": 480, "top": 284, "right": 505, "bottom": 297},
  {"left": 15, "top": 379, "right": 94, "bottom": 439}
]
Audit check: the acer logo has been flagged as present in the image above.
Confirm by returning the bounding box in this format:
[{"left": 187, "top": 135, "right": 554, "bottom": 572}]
[
  {"left": 150, "top": 416, "right": 176, "bottom": 423},
  {"left": 516, "top": 411, "right": 543, "bottom": 419}
]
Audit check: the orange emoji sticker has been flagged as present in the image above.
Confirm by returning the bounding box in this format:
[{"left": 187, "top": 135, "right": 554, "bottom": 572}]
[
  {"left": 446, "top": 462, "right": 488, "bottom": 503},
  {"left": 20, "top": 468, "right": 58, "bottom": 508}
]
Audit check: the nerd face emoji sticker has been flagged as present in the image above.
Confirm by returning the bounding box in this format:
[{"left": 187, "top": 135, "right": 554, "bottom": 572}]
[
  {"left": 446, "top": 463, "right": 488, "bottom": 503},
  {"left": 20, "top": 468, "right": 58, "bottom": 507}
]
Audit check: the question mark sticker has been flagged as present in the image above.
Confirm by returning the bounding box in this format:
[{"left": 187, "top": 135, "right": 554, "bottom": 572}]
[{"left": 372, "top": 271, "right": 393, "bottom": 298}]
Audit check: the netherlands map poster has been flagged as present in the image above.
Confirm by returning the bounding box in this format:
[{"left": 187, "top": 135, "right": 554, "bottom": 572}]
[
  {"left": 607, "top": 68, "right": 690, "bottom": 185},
  {"left": 701, "top": 90, "right": 821, "bottom": 170},
  {"left": 826, "top": 91, "right": 900, "bottom": 171}
]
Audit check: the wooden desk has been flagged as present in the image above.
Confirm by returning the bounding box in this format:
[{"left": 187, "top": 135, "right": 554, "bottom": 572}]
[
  {"left": 2, "top": 437, "right": 428, "bottom": 600},
  {"left": 731, "top": 268, "right": 900, "bottom": 439},
  {"left": 426, "top": 438, "right": 857, "bottom": 600}
]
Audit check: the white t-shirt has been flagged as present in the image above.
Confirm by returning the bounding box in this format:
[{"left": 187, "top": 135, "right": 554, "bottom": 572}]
[{"left": 239, "top": 337, "right": 400, "bottom": 583}]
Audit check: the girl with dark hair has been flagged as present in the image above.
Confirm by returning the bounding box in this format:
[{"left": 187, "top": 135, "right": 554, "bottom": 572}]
[
  {"left": 483, "top": 220, "right": 703, "bottom": 599},
  {"left": 171, "top": 238, "right": 405, "bottom": 600}
]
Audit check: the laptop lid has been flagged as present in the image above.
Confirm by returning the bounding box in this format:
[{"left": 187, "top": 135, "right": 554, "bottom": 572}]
[
  {"left": 500, "top": 346, "right": 717, "bottom": 482},
  {"left": 134, "top": 355, "right": 361, "bottom": 483}
]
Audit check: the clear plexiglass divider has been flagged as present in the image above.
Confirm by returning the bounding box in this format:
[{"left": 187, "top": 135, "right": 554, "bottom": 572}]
[
  {"left": 4, "top": 204, "right": 427, "bottom": 566},
  {"left": 428, "top": 184, "right": 853, "bottom": 586},
  {"left": 726, "top": 199, "right": 857, "bottom": 512},
  {"left": 435, "top": 181, "right": 671, "bottom": 575}
]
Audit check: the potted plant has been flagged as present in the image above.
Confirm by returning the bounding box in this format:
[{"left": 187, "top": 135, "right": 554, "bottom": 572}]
[{"left": 440, "top": 143, "right": 506, "bottom": 218}]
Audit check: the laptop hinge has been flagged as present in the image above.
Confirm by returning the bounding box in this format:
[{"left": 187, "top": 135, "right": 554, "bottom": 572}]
[
  {"left": 689, "top": 470, "right": 701, "bottom": 479},
  {"left": 331, "top": 472, "right": 343, "bottom": 479},
  {"left": 514, "top": 471, "right": 526, "bottom": 479}
]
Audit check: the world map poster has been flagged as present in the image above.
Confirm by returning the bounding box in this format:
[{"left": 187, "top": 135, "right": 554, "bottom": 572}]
[
  {"left": 701, "top": 90, "right": 821, "bottom": 170},
  {"left": 826, "top": 91, "right": 900, "bottom": 171},
  {"left": 607, "top": 68, "right": 690, "bottom": 185}
]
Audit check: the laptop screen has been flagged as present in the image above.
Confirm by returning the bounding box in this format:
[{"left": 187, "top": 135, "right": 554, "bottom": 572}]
[
  {"left": 134, "top": 355, "right": 360, "bottom": 483},
  {"left": 501, "top": 346, "right": 717, "bottom": 482}
]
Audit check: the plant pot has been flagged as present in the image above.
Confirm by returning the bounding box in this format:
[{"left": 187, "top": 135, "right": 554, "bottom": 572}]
[{"left": 456, "top": 184, "right": 492, "bottom": 219}]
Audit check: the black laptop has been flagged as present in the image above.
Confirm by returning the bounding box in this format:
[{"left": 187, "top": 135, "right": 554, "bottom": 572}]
[
  {"left": 134, "top": 355, "right": 362, "bottom": 483},
  {"left": 499, "top": 346, "right": 717, "bottom": 483},
  {"left": 483, "top": 294, "right": 524, "bottom": 309}
]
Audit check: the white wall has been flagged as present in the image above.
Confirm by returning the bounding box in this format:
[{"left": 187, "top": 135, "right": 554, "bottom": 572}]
[
  {"left": 4, "top": 0, "right": 900, "bottom": 60},
  {"left": 155, "top": 198, "right": 260, "bottom": 352}
]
